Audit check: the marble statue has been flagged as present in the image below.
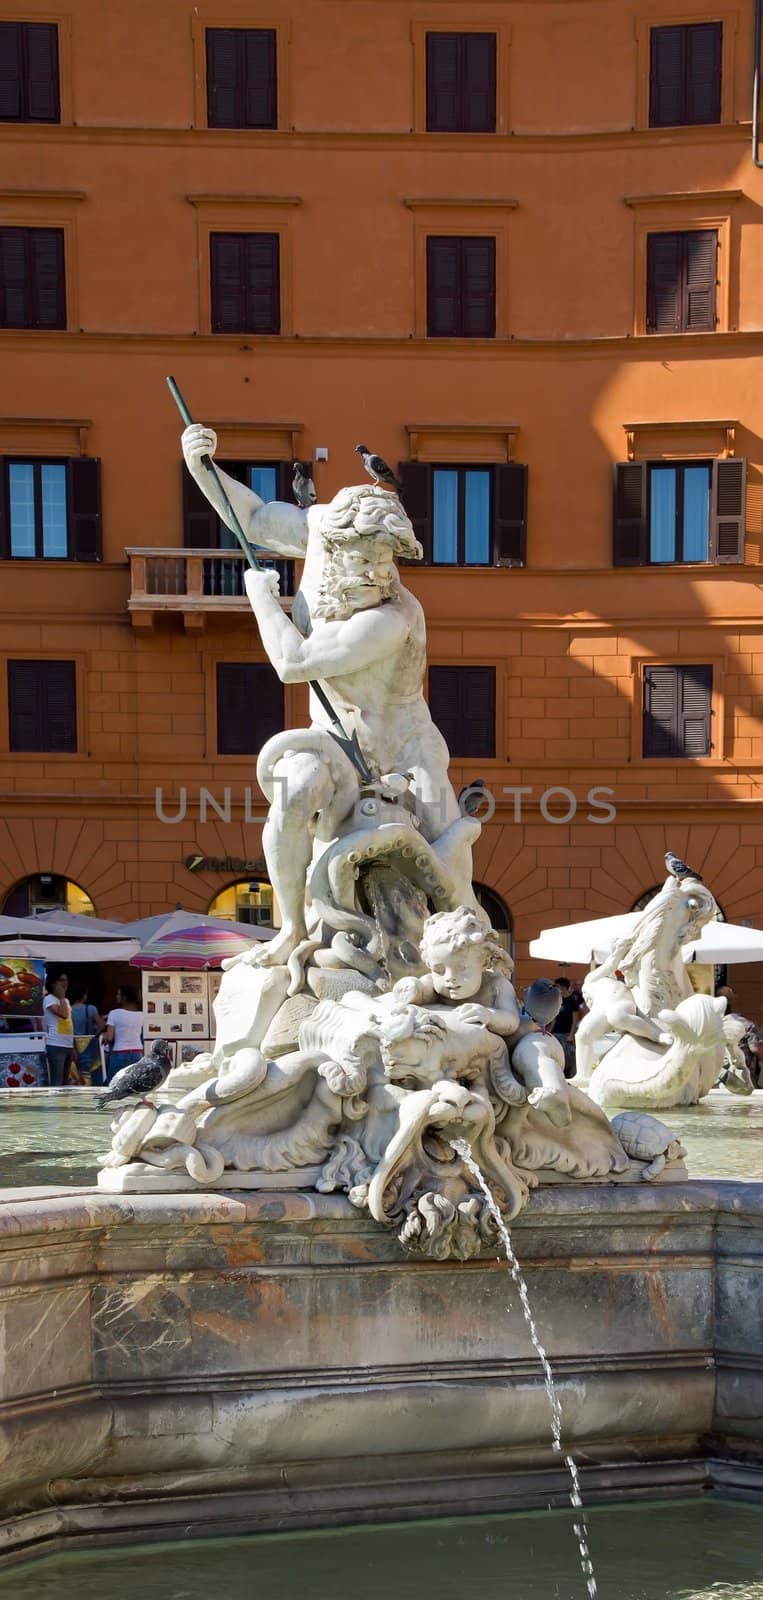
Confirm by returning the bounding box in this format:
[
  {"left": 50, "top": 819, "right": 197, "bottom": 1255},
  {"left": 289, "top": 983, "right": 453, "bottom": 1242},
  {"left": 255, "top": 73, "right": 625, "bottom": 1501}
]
[
  {"left": 572, "top": 874, "right": 752, "bottom": 1109},
  {"left": 98, "top": 442, "right": 688, "bottom": 1256}
]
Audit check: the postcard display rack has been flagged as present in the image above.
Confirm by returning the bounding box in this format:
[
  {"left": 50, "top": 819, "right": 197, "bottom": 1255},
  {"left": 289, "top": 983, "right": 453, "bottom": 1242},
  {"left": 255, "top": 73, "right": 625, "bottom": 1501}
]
[{"left": 142, "top": 971, "right": 215, "bottom": 1065}]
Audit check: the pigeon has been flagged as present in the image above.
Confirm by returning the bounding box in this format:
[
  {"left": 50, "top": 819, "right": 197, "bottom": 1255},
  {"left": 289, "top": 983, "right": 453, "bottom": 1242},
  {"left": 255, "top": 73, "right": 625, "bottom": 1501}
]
[
  {"left": 98, "top": 1039, "right": 174, "bottom": 1110},
  {"left": 523, "top": 980, "right": 563, "bottom": 1029},
  {"left": 292, "top": 460, "right": 316, "bottom": 509},
  {"left": 458, "top": 779, "right": 489, "bottom": 818},
  {"left": 355, "top": 443, "right": 401, "bottom": 492},
  {"left": 665, "top": 850, "right": 703, "bottom": 883}
]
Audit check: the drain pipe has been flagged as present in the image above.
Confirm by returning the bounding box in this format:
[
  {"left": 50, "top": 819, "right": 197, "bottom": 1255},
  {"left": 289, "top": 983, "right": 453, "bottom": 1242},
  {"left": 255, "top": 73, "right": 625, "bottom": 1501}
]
[{"left": 754, "top": 0, "right": 763, "bottom": 165}]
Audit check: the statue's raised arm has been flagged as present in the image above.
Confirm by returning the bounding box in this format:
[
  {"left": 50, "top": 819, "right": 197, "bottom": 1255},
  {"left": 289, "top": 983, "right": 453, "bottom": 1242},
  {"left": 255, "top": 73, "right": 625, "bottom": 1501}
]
[{"left": 181, "top": 423, "right": 308, "bottom": 559}]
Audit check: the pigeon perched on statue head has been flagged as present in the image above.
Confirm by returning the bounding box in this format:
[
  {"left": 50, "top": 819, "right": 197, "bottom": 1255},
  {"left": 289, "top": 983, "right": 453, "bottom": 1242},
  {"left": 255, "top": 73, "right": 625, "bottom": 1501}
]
[
  {"left": 355, "top": 444, "right": 401, "bottom": 492},
  {"left": 292, "top": 460, "right": 316, "bottom": 509},
  {"left": 665, "top": 850, "right": 703, "bottom": 883},
  {"left": 98, "top": 1039, "right": 174, "bottom": 1111}
]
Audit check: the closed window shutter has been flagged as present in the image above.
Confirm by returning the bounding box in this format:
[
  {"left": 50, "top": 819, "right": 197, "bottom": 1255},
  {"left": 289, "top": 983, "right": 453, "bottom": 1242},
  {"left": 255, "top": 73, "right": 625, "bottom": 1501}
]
[
  {"left": 643, "top": 665, "right": 679, "bottom": 757},
  {"left": 206, "top": 29, "right": 242, "bottom": 126},
  {"left": 0, "top": 23, "right": 22, "bottom": 119},
  {"left": 649, "top": 26, "right": 684, "bottom": 127},
  {"left": 8, "top": 659, "right": 76, "bottom": 752},
  {"left": 429, "top": 664, "right": 495, "bottom": 758},
  {"left": 245, "top": 233, "right": 280, "bottom": 333},
  {"left": 427, "top": 236, "right": 461, "bottom": 336},
  {"left": 710, "top": 457, "right": 746, "bottom": 563},
  {"left": 0, "top": 227, "right": 27, "bottom": 326},
  {"left": 29, "top": 228, "right": 65, "bottom": 328},
  {"left": 68, "top": 458, "right": 102, "bottom": 561},
  {"left": 462, "top": 33, "right": 496, "bottom": 132},
  {"left": 613, "top": 463, "right": 647, "bottom": 565},
  {"left": 646, "top": 232, "right": 682, "bottom": 332},
  {"left": 686, "top": 22, "right": 722, "bottom": 124},
  {"left": 426, "top": 33, "right": 460, "bottom": 131},
  {"left": 24, "top": 22, "right": 59, "bottom": 121},
  {"left": 684, "top": 230, "right": 717, "bottom": 331},
  {"left": 244, "top": 30, "right": 277, "bottom": 128},
  {"left": 210, "top": 233, "right": 246, "bottom": 332},
  {"left": 493, "top": 463, "right": 527, "bottom": 566},
  {"left": 397, "top": 462, "right": 432, "bottom": 562},
  {"left": 462, "top": 236, "right": 495, "bottom": 337},
  {"left": 216, "top": 661, "right": 284, "bottom": 755},
  {"left": 182, "top": 464, "right": 219, "bottom": 548},
  {"left": 679, "top": 665, "right": 712, "bottom": 756}
]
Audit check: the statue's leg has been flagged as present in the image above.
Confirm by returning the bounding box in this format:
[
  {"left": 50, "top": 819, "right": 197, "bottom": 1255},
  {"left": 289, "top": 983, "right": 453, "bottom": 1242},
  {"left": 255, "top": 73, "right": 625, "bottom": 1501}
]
[
  {"left": 512, "top": 1031, "right": 572, "bottom": 1128},
  {"left": 571, "top": 1011, "right": 606, "bottom": 1085},
  {"left": 412, "top": 762, "right": 481, "bottom": 911},
  {"left": 254, "top": 752, "right": 335, "bottom": 968}
]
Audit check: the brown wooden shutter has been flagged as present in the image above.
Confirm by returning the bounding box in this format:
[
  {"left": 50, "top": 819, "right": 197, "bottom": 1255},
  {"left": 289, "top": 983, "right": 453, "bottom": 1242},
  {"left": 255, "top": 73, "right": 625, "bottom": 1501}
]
[
  {"left": 216, "top": 662, "right": 283, "bottom": 755},
  {"left": 463, "top": 33, "right": 496, "bottom": 132},
  {"left": 206, "top": 29, "right": 241, "bottom": 126},
  {"left": 427, "top": 236, "right": 460, "bottom": 336},
  {"left": 68, "top": 458, "right": 101, "bottom": 561},
  {"left": 244, "top": 29, "right": 277, "bottom": 128},
  {"left": 613, "top": 463, "right": 647, "bottom": 565},
  {"left": 678, "top": 665, "right": 712, "bottom": 756},
  {"left": 29, "top": 227, "right": 65, "bottom": 328},
  {"left": 398, "top": 462, "right": 432, "bottom": 562},
  {"left": 428, "top": 664, "right": 495, "bottom": 758},
  {"left": 0, "top": 227, "right": 27, "bottom": 326},
  {"left": 643, "top": 664, "right": 678, "bottom": 757},
  {"left": 210, "top": 233, "right": 245, "bottom": 332},
  {"left": 686, "top": 22, "right": 722, "bottom": 125},
  {"left": 8, "top": 659, "right": 76, "bottom": 752},
  {"left": 462, "top": 237, "right": 496, "bottom": 337},
  {"left": 646, "top": 232, "right": 682, "bottom": 332},
  {"left": 0, "top": 23, "right": 22, "bottom": 119},
  {"left": 649, "top": 26, "right": 685, "bottom": 127},
  {"left": 493, "top": 463, "right": 527, "bottom": 566},
  {"left": 24, "top": 23, "right": 59, "bottom": 121},
  {"left": 0, "top": 458, "right": 8, "bottom": 559},
  {"left": 245, "top": 233, "right": 280, "bottom": 333},
  {"left": 426, "top": 33, "right": 460, "bottom": 131},
  {"left": 683, "top": 230, "right": 717, "bottom": 331},
  {"left": 182, "top": 464, "right": 219, "bottom": 548},
  {"left": 710, "top": 458, "right": 746, "bottom": 563}
]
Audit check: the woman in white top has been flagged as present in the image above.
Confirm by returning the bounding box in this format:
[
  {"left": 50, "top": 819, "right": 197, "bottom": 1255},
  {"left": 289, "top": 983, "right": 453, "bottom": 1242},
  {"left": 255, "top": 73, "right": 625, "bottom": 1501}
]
[
  {"left": 105, "top": 984, "right": 145, "bottom": 1083},
  {"left": 42, "top": 972, "right": 74, "bottom": 1087}
]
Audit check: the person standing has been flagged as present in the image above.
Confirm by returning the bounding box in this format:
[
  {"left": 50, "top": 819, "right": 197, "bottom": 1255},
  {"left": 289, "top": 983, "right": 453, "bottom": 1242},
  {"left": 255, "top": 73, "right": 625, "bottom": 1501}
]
[
  {"left": 551, "top": 975, "right": 585, "bottom": 1079},
  {"left": 104, "top": 984, "right": 145, "bottom": 1083},
  {"left": 70, "top": 983, "right": 106, "bottom": 1081},
  {"left": 42, "top": 972, "right": 74, "bottom": 1087}
]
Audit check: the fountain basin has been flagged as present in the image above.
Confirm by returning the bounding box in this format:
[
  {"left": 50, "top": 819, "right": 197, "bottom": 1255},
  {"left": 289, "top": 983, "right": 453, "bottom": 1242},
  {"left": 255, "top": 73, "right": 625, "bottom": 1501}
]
[{"left": 0, "top": 1180, "right": 760, "bottom": 1564}]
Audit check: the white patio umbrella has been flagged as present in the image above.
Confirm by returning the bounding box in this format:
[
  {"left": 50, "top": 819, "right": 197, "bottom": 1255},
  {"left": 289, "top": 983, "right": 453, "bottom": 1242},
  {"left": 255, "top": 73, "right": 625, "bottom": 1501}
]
[
  {"left": 530, "top": 914, "right": 763, "bottom": 967},
  {"left": 682, "top": 921, "right": 763, "bottom": 964}
]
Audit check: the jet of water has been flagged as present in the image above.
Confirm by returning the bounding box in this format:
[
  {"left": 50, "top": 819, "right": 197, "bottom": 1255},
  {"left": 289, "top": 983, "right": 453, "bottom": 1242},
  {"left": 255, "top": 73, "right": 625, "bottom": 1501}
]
[{"left": 450, "top": 1138, "right": 598, "bottom": 1599}]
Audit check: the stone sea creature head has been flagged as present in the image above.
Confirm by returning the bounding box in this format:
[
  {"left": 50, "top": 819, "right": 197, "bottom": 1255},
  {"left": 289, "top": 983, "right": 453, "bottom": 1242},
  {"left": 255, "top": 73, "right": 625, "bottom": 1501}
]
[
  {"left": 378, "top": 1005, "right": 448, "bottom": 1083},
  {"left": 420, "top": 906, "right": 514, "bottom": 1001}
]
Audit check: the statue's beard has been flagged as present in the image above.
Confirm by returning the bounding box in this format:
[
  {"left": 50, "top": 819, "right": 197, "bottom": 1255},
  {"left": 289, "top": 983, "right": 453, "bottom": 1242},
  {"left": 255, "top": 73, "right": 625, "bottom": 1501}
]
[{"left": 312, "top": 570, "right": 397, "bottom": 620}]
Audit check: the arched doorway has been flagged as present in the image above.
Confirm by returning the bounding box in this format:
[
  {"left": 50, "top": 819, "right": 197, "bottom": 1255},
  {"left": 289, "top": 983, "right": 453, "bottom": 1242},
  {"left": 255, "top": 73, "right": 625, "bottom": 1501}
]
[
  {"left": 2, "top": 874, "right": 96, "bottom": 919},
  {"left": 474, "top": 882, "right": 513, "bottom": 954},
  {"left": 208, "top": 878, "right": 281, "bottom": 929}
]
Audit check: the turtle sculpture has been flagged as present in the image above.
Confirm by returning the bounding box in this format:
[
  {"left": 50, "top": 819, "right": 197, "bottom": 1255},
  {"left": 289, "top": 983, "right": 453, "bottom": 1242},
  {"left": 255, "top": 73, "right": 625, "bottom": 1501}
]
[{"left": 609, "top": 1111, "right": 686, "bottom": 1181}]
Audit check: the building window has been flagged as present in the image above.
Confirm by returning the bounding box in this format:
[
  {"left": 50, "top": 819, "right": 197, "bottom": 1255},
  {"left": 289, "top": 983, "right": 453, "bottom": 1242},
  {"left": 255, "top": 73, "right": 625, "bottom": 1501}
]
[
  {"left": 210, "top": 232, "right": 280, "bottom": 334},
  {"left": 398, "top": 462, "right": 527, "bottom": 566},
  {"left": 426, "top": 236, "right": 495, "bottom": 337},
  {"left": 205, "top": 27, "right": 277, "bottom": 129},
  {"left": 7, "top": 660, "right": 77, "bottom": 753},
  {"left": 426, "top": 32, "right": 496, "bottom": 132},
  {"left": 0, "top": 226, "right": 66, "bottom": 329},
  {"left": 473, "top": 882, "right": 512, "bottom": 953},
  {"left": 0, "top": 21, "right": 59, "bottom": 123},
  {"left": 182, "top": 460, "right": 295, "bottom": 595},
  {"left": 0, "top": 458, "right": 102, "bottom": 561},
  {"left": 2, "top": 874, "right": 94, "bottom": 918},
  {"left": 428, "top": 665, "right": 496, "bottom": 759},
  {"left": 649, "top": 23, "right": 722, "bottom": 128},
  {"left": 643, "top": 664, "right": 712, "bottom": 758},
  {"left": 646, "top": 230, "right": 717, "bottom": 333},
  {"left": 208, "top": 879, "right": 280, "bottom": 928},
  {"left": 216, "top": 662, "right": 284, "bottom": 756},
  {"left": 613, "top": 458, "right": 745, "bottom": 566}
]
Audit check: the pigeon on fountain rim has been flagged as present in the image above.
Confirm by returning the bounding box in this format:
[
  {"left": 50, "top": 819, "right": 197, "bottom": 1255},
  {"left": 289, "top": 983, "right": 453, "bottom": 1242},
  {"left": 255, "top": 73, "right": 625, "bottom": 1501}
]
[{"left": 98, "top": 1039, "right": 174, "bottom": 1111}]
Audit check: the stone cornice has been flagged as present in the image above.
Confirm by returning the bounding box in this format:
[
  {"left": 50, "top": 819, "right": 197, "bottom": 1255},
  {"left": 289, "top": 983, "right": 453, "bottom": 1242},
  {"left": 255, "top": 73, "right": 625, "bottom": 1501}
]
[{"left": 2, "top": 329, "right": 763, "bottom": 359}]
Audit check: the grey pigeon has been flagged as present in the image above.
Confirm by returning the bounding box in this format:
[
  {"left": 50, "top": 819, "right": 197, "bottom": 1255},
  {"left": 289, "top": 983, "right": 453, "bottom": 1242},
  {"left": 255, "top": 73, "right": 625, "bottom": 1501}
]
[
  {"left": 292, "top": 460, "right": 316, "bottom": 509},
  {"left": 458, "top": 779, "right": 489, "bottom": 818},
  {"left": 99, "top": 1039, "right": 174, "bottom": 1110},
  {"left": 523, "top": 980, "right": 563, "bottom": 1029},
  {"left": 355, "top": 443, "right": 401, "bottom": 492},
  {"left": 665, "top": 850, "right": 703, "bottom": 882}
]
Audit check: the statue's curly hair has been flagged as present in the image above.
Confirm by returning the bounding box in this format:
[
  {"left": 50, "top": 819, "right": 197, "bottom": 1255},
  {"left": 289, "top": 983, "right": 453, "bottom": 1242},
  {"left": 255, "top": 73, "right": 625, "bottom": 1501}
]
[
  {"left": 319, "top": 483, "right": 422, "bottom": 561},
  {"left": 421, "top": 906, "right": 514, "bottom": 978}
]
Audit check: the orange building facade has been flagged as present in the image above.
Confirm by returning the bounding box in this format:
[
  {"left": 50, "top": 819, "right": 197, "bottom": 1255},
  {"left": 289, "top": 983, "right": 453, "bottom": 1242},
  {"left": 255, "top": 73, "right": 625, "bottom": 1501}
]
[{"left": 1, "top": 0, "right": 763, "bottom": 1010}]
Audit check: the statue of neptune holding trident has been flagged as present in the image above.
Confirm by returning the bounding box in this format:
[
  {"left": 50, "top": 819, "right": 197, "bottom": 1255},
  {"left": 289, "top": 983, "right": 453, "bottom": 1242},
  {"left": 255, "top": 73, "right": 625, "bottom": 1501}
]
[{"left": 182, "top": 425, "right": 484, "bottom": 976}]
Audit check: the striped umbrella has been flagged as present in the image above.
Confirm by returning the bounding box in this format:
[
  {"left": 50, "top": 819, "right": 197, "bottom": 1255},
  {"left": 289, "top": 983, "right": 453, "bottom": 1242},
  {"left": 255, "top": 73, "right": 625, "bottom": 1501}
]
[{"left": 130, "top": 911, "right": 274, "bottom": 970}]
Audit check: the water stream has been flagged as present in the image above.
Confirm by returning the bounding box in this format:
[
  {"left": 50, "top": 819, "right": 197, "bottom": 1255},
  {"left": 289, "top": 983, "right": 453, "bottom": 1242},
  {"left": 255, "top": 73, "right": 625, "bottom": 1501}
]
[{"left": 451, "top": 1138, "right": 598, "bottom": 1599}]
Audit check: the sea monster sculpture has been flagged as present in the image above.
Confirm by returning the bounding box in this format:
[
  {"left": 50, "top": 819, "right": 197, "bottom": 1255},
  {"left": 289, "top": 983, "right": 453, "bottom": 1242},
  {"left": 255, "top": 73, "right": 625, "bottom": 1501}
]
[{"left": 98, "top": 445, "right": 687, "bottom": 1254}]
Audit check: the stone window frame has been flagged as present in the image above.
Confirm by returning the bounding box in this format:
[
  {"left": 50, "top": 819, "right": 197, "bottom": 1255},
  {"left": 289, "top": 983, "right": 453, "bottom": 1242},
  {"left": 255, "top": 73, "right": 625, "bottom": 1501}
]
[
  {"left": 186, "top": 193, "right": 299, "bottom": 336},
  {"left": 0, "top": 189, "right": 84, "bottom": 331},
  {"left": 190, "top": 14, "right": 291, "bottom": 132},
  {"left": 404, "top": 198, "right": 516, "bottom": 340},
  {"left": 624, "top": 190, "right": 741, "bottom": 336},
  {"left": 0, "top": 649, "right": 87, "bottom": 760},
  {"left": 0, "top": 9, "right": 74, "bottom": 124},
  {"left": 634, "top": 8, "right": 739, "bottom": 130},
  {"left": 410, "top": 19, "right": 511, "bottom": 134},
  {"left": 630, "top": 652, "right": 726, "bottom": 765}
]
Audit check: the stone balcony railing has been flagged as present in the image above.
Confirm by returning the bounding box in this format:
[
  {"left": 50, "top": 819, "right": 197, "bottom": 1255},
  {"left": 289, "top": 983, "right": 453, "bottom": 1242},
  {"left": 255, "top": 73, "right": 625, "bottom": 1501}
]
[{"left": 126, "top": 547, "right": 295, "bottom": 630}]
